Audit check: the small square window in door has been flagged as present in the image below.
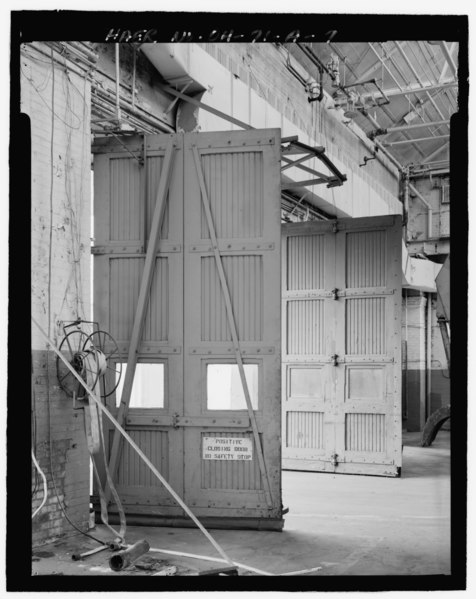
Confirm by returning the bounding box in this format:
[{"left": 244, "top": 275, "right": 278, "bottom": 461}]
[
  {"left": 115, "top": 363, "right": 165, "bottom": 408},
  {"left": 207, "top": 364, "right": 258, "bottom": 410}
]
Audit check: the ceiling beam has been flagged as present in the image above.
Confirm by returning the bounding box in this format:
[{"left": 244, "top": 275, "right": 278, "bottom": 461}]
[
  {"left": 422, "top": 142, "right": 449, "bottom": 164},
  {"left": 384, "top": 119, "right": 450, "bottom": 134},
  {"left": 394, "top": 41, "right": 447, "bottom": 121},
  {"left": 439, "top": 41, "right": 458, "bottom": 78},
  {"left": 353, "top": 41, "right": 404, "bottom": 83},
  {"left": 438, "top": 42, "right": 457, "bottom": 82},
  {"left": 362, "top": 80, "right": 457, "bottom": 100}
]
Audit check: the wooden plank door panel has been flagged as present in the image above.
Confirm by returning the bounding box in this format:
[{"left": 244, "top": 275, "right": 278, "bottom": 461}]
[
  {"left": 334, "top": 218, "right": 402, "bottom": 475},
  {"left": 282, "top": 225, "right": 336, "bottom": 471},
  {"left": 93, "top": 134, "right": 185, "bottom": 514},
  {"left": 183, "top": 130, "right": 283, "bottom": 525}
]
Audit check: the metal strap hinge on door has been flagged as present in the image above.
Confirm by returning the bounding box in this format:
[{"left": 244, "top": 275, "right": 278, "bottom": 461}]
[{"left": 191, "top": 144, "right": 274, "bottom": 510}]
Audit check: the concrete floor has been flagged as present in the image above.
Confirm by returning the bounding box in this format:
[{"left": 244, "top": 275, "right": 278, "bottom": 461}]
[{"left": 32, "top": 431, "right": 451, "bottom": 578}]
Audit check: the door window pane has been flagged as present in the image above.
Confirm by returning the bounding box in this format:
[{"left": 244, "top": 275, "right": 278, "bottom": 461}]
[
  {"left": 207, "top": 364, "right": 258, "bottom": 410},
  {"left": 115, "top": 363, "right": 164, "bottom": 408}
]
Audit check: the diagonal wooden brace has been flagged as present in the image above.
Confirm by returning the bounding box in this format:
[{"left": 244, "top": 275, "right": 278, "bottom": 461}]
[{"left": 191, "top": 145, "right": 274, "bottom": 510}]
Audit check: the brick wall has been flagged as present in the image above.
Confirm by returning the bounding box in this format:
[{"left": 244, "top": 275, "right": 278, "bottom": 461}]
[{"left": 23, "top": 42, "right": 92, "bottom": 546}]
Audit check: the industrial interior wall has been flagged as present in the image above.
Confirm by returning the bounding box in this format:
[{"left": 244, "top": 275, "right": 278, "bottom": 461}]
[
  {"left": 407, "top": 174, "right": 450, "bottom": 246},
  {"left": 23, "top": 43, "right": 92, "bottom": 546},
  {"left": 429, "top": 294, "right": 450, "bottom": 416},
  {"left": 190, "top": 43, "right": 401, "bottom": 218},
  {"left": 402, "top": 292, "right": 427, "bottom": 432}
]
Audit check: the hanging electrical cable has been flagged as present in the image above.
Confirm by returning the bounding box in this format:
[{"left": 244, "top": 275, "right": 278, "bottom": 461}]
[
  {"left": 41, "top": 48, "right": 107, "bottom": 547},
  {"left": 31, "top": 450, "right": 48, "bottom": 519}
]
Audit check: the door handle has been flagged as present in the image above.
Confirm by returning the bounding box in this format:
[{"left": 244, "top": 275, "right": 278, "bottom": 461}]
[
  {"left": 331, "top": 288, "right": 339, "bottom": 300},
  {"left": 331, "top": 354, "right": 339, "bottom": 366}
]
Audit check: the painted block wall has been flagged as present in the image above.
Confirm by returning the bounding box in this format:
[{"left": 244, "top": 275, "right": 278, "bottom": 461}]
[
  {"left": 192, "top": 43, "right": 402, "bottom": 218},
  {"left": 22, "top": 43, "right": 92, "bottom": 546}
]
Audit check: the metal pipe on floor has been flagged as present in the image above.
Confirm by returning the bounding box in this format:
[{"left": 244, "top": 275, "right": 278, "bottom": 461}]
[{"left": 109, "top": 539, "right": 150, "bottom": 571}]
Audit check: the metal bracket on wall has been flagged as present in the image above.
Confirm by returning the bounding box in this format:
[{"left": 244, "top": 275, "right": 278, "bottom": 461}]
[{"left": 281, "top": 138, "right": 347, "bottom": 189}]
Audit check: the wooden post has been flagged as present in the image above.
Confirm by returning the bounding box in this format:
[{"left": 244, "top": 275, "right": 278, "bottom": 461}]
[{"left": 106, "top": 139, "right": 176, "bottom": 500}]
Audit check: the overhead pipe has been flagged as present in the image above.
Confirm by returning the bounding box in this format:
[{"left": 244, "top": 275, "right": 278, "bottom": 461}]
[
  {"left": 294, "top": 42, "right": 436, "bottom": 242},
  {"left": 370, "top": 119, "right": 450, "bottom": 138},
  {"left": 366, "top": 42, "right": 441, "bottom": 139},
  {"left": 403, "top": 167, "right": 410, "bottom": 242},
  {"left": 361, "top": 107, "right": 434, "bottom": 235},
  {"left": 328, "top": 42, "right": 426, "bottom": 155},
  {"left": 115, "top": 43, "right": 122, "bottom": 122},
  {"left": 362, "top": 80, "right": 457, "bottom": 100},
  {"left": 307, "top": 66, "right": 324, "bottom": 103},
  {"left": 382, "top": 134, "right": 450, "bottom": 147},
  {"left": 296, "top": 42, "right": 434, "bottom": 216}
]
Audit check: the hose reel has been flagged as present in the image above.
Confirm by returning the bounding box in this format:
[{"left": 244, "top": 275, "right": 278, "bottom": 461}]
[
  {"left": 56, "top": 320, "right": 123, "bottom": 454},
  {"left": 56, "top": 320, "right": 122, "bottom": 401}
]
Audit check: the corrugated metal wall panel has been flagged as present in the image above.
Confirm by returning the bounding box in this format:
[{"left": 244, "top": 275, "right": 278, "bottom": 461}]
[
  {"left": 345, "top": 413, "right": 386, "bottom": 452},
  {"left": 201, "top": 255, "right": 263, "bottom": 342},
  {"left": 200, "top": 152, "right": 264, "bottom": 239},
  {"left": 200, "top": 432, "right": 262, "bottom": 490},
  {"left": 346, "top": 231, "right": 386, "bottom": 288},
  {"left": 287, "top": 300, "right": 325, "bottom": 354},
  {"left": 346, "top": 298, "right": 386, "bottom": 355},
  {"left": 146, "top": 156, "right": 169, "bottom": 240},
  {"left": 287, "top": 235, "right": 325, "bottom": 290},
  {"left": 286, "top": 411, "right": 324, "bottom": 448},
  {"left": 112, "top": 429, "right": 169, "bottom": 487},
  {"left": 109, "top": 158, "right": 142, "bottom": 241}
]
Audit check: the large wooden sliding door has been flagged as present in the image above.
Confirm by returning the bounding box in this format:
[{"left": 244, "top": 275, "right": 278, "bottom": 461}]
[
  {"left": 282, "top": 216, "right": 402, "bottom": 477},
  {"left": 93, "top": 129, "right": 283, "bottom": 529}
]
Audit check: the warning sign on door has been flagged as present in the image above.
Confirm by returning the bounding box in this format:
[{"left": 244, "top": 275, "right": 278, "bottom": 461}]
[{"left": 202, "top": 437, "right": 253, "bottom": 461}]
